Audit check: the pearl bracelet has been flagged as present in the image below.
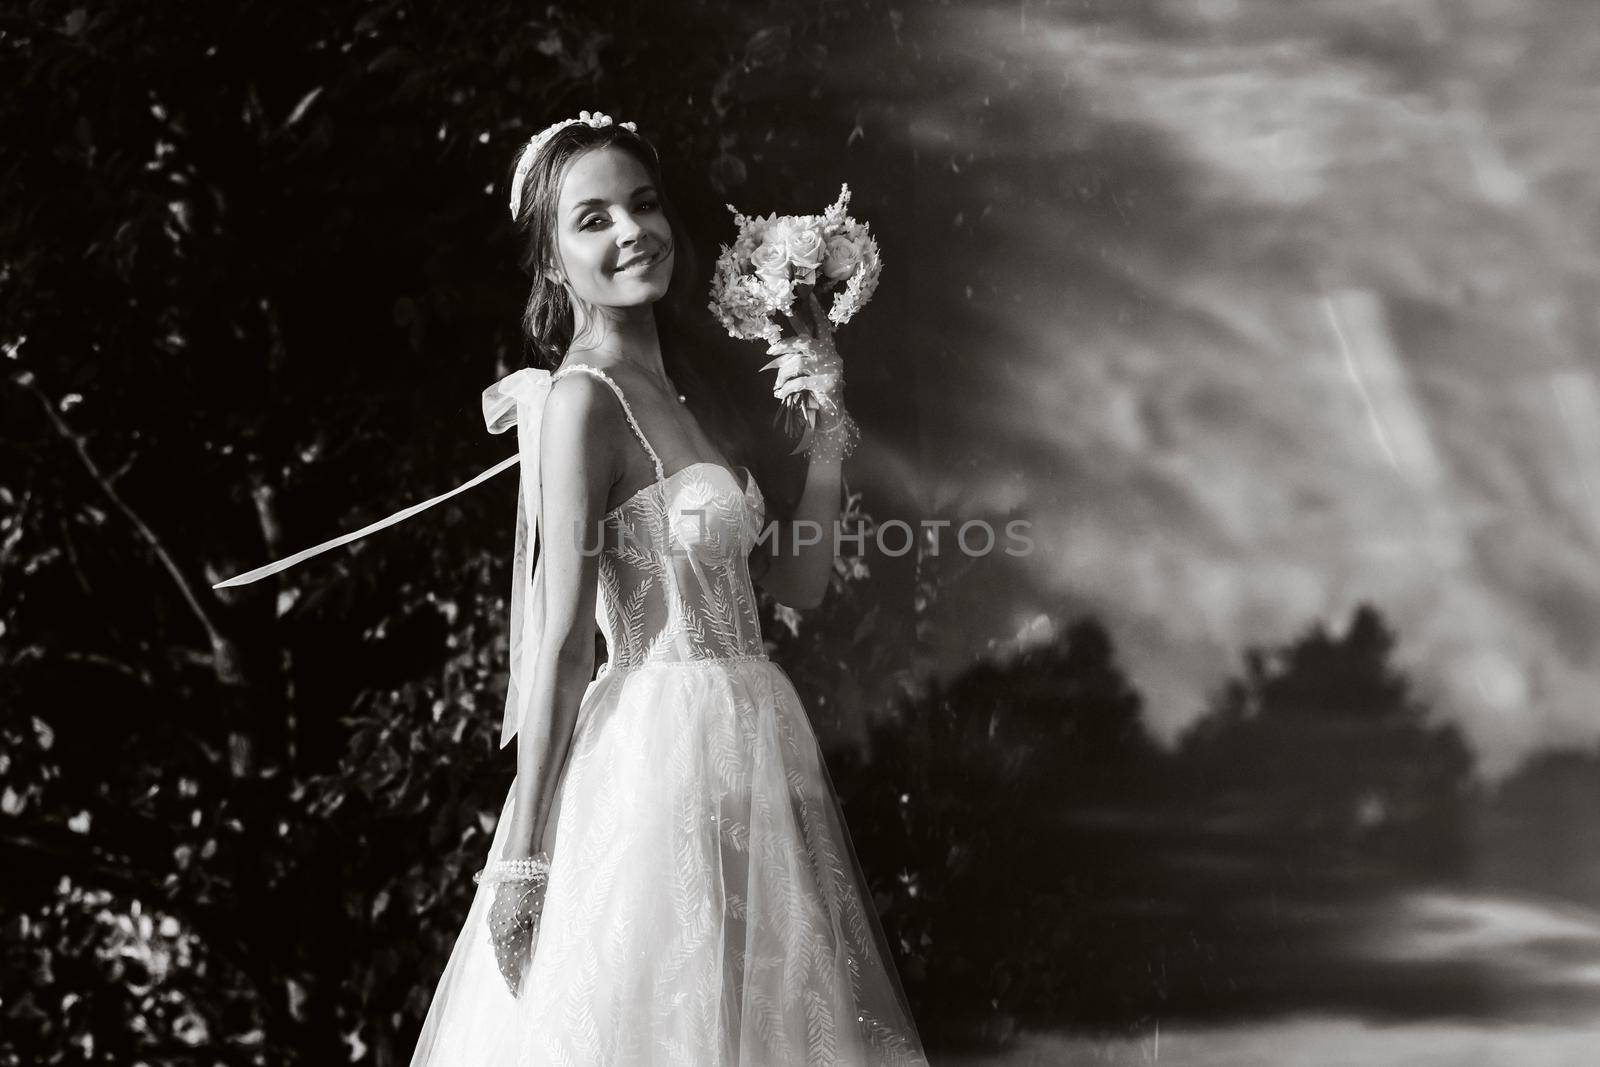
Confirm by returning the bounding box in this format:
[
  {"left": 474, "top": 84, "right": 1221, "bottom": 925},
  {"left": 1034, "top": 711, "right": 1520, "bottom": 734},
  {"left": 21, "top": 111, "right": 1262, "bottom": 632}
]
[{"left": 472, "top": 852, "right": 551, "bottom": 885}]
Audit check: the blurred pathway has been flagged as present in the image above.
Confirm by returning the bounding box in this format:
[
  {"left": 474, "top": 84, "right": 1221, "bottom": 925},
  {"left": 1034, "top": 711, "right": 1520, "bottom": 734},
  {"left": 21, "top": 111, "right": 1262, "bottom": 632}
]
[
  {"left": 938, "top": 1014, "right": 1600, "bottom": 1067},
  {"left": 935, "top": 886, "right": 1600, "bottom": 1065}
]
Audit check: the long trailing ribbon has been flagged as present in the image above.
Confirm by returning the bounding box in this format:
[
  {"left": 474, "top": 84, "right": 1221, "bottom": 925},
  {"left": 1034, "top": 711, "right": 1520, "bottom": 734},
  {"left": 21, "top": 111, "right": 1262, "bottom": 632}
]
[
  {"left": 209, "top": 453, "right": 520, "bottom": 590},
  {"left": 211, "top": 367, "right": 562, "bottom": 749}
]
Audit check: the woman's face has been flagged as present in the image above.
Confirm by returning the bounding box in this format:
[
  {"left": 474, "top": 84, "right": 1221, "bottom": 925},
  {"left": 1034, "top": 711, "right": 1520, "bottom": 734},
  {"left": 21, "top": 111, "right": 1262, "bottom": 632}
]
[{"left": 549, "top": 145, "right": 675, "bottom": 311}]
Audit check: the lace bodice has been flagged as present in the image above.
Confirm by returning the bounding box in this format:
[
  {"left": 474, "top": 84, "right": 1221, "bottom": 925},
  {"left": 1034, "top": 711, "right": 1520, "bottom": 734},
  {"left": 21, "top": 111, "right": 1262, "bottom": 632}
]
[{"left": 555, "top": 365, "right": 768, "bottom": 672}]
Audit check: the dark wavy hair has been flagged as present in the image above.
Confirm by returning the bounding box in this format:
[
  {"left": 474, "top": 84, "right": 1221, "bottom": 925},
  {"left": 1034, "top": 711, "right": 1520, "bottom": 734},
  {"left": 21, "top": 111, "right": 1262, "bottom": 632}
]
[{"left": 508, "top": 120, "right": 699, "bottom": 370}]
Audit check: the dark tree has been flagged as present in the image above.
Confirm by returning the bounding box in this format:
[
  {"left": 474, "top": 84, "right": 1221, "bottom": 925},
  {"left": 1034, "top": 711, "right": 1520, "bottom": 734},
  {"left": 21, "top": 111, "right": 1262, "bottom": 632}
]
[{"left": 1177, "top": 603, "right": 1479, "bottom": 879}]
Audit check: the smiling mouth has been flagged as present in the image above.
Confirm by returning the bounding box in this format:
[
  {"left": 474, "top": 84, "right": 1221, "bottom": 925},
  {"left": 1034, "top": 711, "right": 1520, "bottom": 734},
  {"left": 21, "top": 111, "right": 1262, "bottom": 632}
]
[{"left": 617, "top": 251, "right": 661, "bottom": 272}]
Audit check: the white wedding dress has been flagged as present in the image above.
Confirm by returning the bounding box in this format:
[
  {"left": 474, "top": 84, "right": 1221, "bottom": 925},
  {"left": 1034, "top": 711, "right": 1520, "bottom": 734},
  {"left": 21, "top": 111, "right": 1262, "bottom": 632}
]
[{"left": 410, "top": 365, "right": 929, "bottom": 1066}]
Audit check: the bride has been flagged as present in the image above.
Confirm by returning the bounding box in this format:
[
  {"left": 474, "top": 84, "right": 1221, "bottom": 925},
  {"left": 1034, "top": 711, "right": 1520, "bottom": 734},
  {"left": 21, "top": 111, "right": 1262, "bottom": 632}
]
[{"left": 406, "top": 111, "right": 930, "bottom": 1065}]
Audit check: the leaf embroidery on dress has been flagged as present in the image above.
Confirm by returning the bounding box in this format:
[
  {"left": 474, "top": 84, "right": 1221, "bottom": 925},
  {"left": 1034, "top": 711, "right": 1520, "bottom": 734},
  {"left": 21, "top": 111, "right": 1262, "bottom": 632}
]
[
  {"left": 804, "top": 987, "right": 838, "bottom": 1064},
  {"left": 718, "top": 814, "right": 750, "bottom": 853}
]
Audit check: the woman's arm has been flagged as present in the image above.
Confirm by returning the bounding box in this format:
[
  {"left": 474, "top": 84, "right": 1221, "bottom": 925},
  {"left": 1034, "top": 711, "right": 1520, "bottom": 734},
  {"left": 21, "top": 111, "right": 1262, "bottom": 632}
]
[
  {"left": 750, "top": 293, "right": 850, "bottom": 610},
  {"left": 504, "top": 373, "right": 619, "bottom": 858},
  {"left": 750, "top": 435, "right": 844, "bottom": 610}
]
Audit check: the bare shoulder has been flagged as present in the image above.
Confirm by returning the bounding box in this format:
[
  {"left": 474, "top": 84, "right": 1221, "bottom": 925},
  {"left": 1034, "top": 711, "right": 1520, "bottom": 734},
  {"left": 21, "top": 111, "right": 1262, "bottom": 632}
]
[
  {"left": 541, "top": 370, "right": 624, "bottom": 455},
  {"left": 539, "top": 371, "right": 626, "bottom": 526}
]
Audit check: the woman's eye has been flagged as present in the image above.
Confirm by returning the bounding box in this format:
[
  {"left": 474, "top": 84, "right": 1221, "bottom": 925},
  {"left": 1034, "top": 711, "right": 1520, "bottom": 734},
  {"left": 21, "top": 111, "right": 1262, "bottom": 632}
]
[{"left": 581, "top": 202, "right": 655, "bottom": 230}]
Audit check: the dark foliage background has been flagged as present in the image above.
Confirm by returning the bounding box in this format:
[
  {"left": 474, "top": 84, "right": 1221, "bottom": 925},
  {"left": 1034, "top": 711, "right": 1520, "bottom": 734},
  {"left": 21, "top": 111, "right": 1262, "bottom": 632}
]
[{"left": 4, "top": 1, "right": 1598, "bottom": 1064}]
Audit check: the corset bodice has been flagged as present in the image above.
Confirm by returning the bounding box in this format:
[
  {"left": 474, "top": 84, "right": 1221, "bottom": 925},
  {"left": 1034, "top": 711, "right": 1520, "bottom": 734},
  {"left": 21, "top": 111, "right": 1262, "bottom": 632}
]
[{"left": 553, "top": 366, "right": 769, "bottom": 671}]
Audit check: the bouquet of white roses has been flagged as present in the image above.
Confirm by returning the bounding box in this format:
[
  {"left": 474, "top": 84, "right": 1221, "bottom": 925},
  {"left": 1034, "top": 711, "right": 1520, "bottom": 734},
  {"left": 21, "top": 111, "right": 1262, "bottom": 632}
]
[{"left": 707, "top": 183, "right": 881, "bottom": 452}]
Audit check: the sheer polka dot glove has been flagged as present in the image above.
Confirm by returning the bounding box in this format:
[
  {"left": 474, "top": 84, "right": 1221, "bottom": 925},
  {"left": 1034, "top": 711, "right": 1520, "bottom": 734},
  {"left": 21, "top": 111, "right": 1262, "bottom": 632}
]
[
  {"left": 770, "top": 337, "right": 844, "bottom": 416},
  {"left": 803, "top": 405, "right": 860, "bottom": 462},
  {"left": 473, "top": 853, "right": 550, "bottom": 998},
  {"left": 765, "top": 291, "right": 850, "bottom": 455},
  {"left": 770, "top": 292, "right": 844, "bottom": 410}
]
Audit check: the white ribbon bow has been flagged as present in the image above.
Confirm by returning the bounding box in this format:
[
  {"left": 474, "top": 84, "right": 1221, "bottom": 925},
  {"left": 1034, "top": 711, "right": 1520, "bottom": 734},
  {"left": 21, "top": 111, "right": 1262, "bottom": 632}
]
[{"left": 480, "top": 367, "right": 557, "bottom": 748}]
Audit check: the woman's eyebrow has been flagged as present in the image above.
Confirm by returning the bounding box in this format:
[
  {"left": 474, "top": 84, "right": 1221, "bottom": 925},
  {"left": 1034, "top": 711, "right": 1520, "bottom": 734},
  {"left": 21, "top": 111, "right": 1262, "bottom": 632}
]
[{"left": 569, "top": 184, "right": 656, "bottom": 215}]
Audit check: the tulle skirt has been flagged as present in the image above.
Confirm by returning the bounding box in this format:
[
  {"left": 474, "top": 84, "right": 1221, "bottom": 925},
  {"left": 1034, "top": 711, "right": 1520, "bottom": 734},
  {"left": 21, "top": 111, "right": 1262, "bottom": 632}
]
[{"left": 410, "top": 656, "right": 929, "bottom": 1066}]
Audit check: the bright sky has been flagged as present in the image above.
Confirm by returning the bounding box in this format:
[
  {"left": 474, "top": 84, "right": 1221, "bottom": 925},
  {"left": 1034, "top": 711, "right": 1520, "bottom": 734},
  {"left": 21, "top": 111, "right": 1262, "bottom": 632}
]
[{"left": 851, "top": 0, "right": 1600, "bottom": 781}]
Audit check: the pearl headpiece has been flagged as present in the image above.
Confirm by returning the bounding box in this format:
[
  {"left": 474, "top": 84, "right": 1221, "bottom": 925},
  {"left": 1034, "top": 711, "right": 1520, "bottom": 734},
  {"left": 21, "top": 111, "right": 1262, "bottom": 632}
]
[{"left": 509, "top": 109, "right": 638, "bottom": 221}]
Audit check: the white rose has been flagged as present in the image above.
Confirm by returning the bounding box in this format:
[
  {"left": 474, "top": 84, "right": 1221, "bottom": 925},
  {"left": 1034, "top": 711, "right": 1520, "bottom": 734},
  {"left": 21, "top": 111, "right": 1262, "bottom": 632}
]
[
  {"left": 821, "top": 235, "right": 863, "bottom": 281},
  {"left": 751, "top": 237, "right": 789, "bottom": 277},
  {"left": 787, "top": 226, "right": 826, "bottom": 271}
]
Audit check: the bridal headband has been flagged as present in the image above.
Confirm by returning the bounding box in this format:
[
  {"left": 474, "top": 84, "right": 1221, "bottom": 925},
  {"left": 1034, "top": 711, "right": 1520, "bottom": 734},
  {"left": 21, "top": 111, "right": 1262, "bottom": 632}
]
[{"left": 508, "top": 109, "right": 638, "bottom": 220}]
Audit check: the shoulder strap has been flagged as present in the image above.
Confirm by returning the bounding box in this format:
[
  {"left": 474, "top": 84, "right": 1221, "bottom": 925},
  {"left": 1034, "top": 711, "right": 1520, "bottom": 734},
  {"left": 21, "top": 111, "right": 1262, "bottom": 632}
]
[{"left": 557, "top": 363, "right": 666, "bottom": 483}]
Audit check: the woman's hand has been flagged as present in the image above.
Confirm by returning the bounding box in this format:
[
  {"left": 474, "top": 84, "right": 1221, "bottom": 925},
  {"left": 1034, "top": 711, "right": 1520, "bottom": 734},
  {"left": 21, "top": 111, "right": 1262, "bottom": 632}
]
[
  {"left": 485, "top": 872, "right": 548, "bottom": 998},
  {"left": 475, "top": 849, "right": 552, "bottom": 998},
  {"left": 770, "top": 291, "right": 846, "bottom": 420}
]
